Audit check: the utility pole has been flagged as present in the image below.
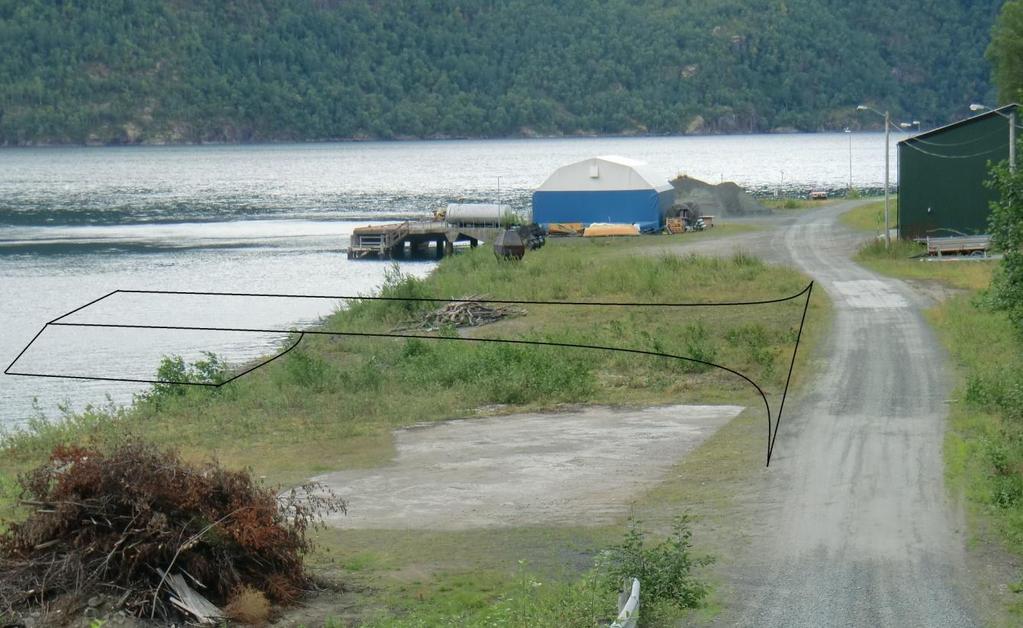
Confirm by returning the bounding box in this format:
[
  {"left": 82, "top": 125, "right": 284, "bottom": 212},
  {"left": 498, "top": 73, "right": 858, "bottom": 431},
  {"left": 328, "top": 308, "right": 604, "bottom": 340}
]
[
  {"left": 846, "top": 128, "right": 852, "bottom": 192},
  {"left": 884, "top": 110, "right": 891, "bottom": 249},
  {"left": 857, "top": 104, "right": 893, "bottom": 248}
]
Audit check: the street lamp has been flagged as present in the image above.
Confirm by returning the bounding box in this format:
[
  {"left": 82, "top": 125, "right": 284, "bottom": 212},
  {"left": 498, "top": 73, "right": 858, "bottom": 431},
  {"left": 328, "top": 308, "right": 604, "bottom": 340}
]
[
  {"left": 857, "top": 104, "right": 892, "bottom": 248},
  {"left": 844, "top": 127, "right": 852, "bottom": 193},
  {"left": 970, "top": 103, "right": 1016, "bottom": 172}
]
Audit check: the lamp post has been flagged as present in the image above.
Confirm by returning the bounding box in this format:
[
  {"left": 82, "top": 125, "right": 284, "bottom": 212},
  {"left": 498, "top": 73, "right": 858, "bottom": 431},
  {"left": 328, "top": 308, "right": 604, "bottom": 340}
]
[
  {"left": 857, "top": 105, "right": 891, "bottom": 248},
  {"left": 844, "top": 127, "right": 852, "bottom": 193},
  {"left": 970, "top": 103, "right": 1016, "bottom": 172}
]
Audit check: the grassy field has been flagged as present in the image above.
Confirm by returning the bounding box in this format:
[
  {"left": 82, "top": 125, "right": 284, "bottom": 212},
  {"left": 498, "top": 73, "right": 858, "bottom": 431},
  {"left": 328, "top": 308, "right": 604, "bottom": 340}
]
[
  {"left": 0, "top": 227, "right": 827, "bottom": 626},
  {"left": 839, "top": 197, "right": 897, "bottom": 233},
  {"left": 845, "top": 219, "right": 1023, "bottom": 621}
]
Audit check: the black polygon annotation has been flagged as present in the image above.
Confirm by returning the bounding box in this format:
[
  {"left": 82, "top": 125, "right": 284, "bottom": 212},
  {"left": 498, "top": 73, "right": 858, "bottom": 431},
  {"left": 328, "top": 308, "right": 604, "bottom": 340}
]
[{"left": 5, "top": 285, "right": 814, "bottom": 467}]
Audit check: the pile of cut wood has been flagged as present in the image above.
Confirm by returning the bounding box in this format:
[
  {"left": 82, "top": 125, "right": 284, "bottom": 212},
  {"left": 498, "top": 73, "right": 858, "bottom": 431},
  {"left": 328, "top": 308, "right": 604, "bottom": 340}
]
[{"left": 393, "top": 295, "right": 525, "bottom": 332}]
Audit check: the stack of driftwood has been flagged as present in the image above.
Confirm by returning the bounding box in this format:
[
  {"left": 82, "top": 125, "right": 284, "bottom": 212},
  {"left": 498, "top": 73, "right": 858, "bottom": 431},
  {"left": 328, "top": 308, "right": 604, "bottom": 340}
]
[{"left": 393, "top": 295, "right": 525, "bottom": 332}]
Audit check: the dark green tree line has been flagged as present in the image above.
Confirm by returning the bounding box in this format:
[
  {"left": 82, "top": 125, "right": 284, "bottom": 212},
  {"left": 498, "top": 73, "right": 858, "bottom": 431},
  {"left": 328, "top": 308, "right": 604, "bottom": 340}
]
[{"left": 0, "top": 0, "right": 1003, "bottom": 145}]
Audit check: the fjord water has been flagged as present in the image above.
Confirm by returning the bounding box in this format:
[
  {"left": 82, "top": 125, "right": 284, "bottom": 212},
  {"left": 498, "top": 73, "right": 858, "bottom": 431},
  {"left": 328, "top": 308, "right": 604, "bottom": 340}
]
[{"left": 0, "top": 133, "right": 888, "bottom": 427}]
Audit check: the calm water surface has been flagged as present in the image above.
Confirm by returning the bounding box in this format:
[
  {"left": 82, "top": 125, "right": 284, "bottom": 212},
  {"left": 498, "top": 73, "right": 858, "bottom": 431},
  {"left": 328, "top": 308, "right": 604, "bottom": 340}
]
[{"left": 0, "top": 134, "right": 893, "bottom": 427}]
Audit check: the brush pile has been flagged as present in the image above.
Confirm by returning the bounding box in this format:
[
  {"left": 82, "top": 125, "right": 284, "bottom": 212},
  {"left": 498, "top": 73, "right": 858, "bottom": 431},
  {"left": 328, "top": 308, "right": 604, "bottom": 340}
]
[
  {"left": 0, "top": 440, "right": 346, "bottom": 624},
  {"left": 393, "top": 295, "right": 525, "bottom": 332}
]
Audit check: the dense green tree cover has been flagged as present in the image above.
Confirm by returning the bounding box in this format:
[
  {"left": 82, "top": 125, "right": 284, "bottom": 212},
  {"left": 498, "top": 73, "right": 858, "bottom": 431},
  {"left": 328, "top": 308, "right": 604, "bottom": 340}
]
[
  {"left": 988, "top": 162, "right": 1023, "bottom": 337},
  {"left": 989, "top": 0, "right": 1023, "bottom": 104},
  {"left": 0, "top": 0, "right": 1003, "bottom": 145},
  {"left": 988, "top": 1, "right": 1023, "bottom": 335}
]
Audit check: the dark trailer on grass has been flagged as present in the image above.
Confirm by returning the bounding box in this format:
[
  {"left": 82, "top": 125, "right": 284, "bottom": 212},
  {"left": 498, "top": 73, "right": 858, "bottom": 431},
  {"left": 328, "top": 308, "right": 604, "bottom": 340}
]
[
  {"left": 532, "top": 155, "right": 673, "bottom": 233},
  {"left": 898, "top": 103, "right": 1018, "bottom": 240}
]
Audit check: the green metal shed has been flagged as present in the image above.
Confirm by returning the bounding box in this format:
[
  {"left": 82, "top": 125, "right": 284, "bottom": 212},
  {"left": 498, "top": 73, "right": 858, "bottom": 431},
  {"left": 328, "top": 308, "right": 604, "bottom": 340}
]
[{"left": 897, "top": 103, "right": 1017, "bottom": 240}]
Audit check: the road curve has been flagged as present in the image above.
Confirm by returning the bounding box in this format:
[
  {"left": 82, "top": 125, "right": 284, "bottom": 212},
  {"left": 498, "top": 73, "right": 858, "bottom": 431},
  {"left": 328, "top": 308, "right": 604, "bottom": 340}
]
[{"left": 725, "top": 202, "right": 977, "bottom": 626}]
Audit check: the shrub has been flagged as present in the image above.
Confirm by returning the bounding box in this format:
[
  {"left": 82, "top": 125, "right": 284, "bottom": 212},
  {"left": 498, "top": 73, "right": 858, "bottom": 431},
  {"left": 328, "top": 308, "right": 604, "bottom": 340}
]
[
  {"left": 282, "top": 350, "right": 334, "bottom": 391},
  {"left": 149, "top": 352, "right": 229, "bottom": 400},
  {"left": 682, "top": 323, "right": 717, "bottom": 373},
  {"left": 597, "top": 516, "right": 711, "bottom": 612}
]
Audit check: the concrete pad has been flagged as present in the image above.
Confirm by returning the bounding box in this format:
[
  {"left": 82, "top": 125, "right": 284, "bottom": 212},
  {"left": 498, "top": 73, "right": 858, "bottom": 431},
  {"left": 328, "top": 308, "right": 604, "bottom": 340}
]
[{"left": 315, "top": 404, "right": 744, "bottom": 530}]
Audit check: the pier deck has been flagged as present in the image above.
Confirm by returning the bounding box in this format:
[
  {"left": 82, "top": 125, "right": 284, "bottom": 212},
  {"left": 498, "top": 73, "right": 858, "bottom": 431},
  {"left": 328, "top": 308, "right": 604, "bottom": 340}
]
[{"left": 347, "top": 221, "right": 502, "bottom": 259}]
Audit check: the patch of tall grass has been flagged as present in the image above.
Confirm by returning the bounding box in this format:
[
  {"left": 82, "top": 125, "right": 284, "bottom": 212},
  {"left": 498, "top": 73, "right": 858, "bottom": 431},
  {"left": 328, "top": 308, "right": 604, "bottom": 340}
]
[
  {"left": 839, "top": 198, "right": 896, "bottom": 233},
  {"left": 936, "top": 295, "right": 1023, "bottom": 550}
]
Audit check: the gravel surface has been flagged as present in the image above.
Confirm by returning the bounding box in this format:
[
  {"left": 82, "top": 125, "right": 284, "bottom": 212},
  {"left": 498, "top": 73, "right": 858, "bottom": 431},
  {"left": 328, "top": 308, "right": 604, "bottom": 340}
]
[
  {"left": 717, "top": 202, "right": 978, "bottom": 627},
  {"left": 315, "top": 404, "right": 743, "bottom": 530}
]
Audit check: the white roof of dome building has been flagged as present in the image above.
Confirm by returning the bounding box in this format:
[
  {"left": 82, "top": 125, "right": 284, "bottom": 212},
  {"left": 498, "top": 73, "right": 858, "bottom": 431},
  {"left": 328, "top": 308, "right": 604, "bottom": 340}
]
[{"left": 536, "top": 155, "right": 672, "bottom": 193}]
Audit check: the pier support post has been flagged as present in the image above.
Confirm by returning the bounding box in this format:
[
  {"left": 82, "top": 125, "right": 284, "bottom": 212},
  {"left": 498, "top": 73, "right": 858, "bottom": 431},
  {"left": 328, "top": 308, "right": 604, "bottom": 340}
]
[
  {"left": 435, "top": 238, "right": 444, "bottom": 259},
  {"left": 470, "top": 238, "right": 478, "bottom": 249}
]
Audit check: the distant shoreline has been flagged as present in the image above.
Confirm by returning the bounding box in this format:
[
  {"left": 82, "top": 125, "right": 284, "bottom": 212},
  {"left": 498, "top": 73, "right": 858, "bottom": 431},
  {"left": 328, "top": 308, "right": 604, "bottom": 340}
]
[{"left": 0, "top": 126, "right": 880, "bottom": 150}]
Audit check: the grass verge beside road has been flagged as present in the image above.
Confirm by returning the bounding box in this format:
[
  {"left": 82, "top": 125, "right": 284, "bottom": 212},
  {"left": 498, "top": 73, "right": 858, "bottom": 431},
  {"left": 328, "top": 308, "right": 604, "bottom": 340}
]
[
  {"left": 839, "top": 197, "right": 896, "bottom": 233},
  {"left": 856, "top": 238, "right": 993, "bottom": 291},
  {"left": 0, "top": 229, "right": 826, "bottom": 625}
]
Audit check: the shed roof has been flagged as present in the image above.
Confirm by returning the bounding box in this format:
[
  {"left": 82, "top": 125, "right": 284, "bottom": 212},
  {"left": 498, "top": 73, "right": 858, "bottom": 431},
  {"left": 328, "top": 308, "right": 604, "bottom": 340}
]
[{"left": 898, "top": 103, "right": 1019, "bottom": 146}]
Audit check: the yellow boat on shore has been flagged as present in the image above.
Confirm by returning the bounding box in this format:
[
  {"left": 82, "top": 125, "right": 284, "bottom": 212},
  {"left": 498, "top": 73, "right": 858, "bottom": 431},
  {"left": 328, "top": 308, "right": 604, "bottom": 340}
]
[{"left": 582, "top": 223, "right": 641, "bottom": 237}]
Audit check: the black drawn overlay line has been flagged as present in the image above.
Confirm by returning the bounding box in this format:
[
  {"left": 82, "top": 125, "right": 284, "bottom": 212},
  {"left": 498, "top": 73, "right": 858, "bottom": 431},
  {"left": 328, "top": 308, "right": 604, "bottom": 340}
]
[
  {"left": 5, "top": 284, "right": 814, "bottom": 466},
  {"left": 116, "top": 286, "right": 812, "bottom": 307}
]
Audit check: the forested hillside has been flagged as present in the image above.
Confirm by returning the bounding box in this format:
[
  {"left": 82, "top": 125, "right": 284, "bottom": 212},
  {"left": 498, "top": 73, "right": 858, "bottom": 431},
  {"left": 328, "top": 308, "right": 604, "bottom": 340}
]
[{"left": 0, "top": 0, "right": 1004, "bottom": 145}]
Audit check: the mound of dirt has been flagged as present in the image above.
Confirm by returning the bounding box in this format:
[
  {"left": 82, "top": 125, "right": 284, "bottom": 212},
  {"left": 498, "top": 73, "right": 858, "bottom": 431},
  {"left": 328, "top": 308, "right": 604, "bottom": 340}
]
[{"left": 670, "top": 175, "right": 770, "bottom": 216}]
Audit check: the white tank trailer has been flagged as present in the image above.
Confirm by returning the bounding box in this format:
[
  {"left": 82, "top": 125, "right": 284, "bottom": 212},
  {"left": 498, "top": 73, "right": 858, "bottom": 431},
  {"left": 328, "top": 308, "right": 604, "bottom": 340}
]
[{"left": 444, "top": 203, "right": 519, "bottom": 227}]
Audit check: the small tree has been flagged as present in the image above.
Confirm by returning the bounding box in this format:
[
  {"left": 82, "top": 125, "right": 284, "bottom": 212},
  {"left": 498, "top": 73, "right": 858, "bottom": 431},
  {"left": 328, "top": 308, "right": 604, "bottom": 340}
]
[{"left": 988, "top": 161, "right": 1023, "bottom": 336}]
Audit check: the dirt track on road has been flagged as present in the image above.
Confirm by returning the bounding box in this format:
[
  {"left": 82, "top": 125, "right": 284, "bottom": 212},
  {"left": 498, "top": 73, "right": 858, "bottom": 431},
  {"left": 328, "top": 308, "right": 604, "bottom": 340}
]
[{"left": 710, "top": 203, "right": 978, "bottom": 627}]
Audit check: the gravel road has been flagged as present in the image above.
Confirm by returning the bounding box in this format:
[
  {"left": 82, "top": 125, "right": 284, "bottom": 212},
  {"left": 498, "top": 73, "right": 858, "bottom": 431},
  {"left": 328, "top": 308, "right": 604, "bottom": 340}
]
[{"left": 717, "top": 202, "right": 978, "bottom": 626}]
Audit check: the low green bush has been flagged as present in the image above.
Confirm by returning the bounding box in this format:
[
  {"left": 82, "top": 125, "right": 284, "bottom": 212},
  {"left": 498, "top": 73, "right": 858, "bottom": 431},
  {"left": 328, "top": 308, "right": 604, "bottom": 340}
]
[{"left": 597, "top": 516, "right": 712, "bottom": 614}]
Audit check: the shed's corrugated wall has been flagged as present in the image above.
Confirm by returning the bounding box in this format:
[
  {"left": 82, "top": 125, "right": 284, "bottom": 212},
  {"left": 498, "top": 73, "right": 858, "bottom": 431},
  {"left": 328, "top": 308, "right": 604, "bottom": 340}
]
[{"left": 899, "top": 111, "right": 1013, "bottom": 239}]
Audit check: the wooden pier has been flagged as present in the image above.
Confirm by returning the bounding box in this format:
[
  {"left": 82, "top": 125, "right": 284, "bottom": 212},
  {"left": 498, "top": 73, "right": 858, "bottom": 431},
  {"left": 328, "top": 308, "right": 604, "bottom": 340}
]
[{"left": 347, "top": 221, "right": 502, "bottom": 259}]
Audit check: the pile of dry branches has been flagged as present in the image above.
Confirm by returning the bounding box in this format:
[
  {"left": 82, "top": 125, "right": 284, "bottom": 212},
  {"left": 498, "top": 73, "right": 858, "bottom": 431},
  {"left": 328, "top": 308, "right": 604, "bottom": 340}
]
[
  {"left": 0, "top": 440, "right": 345, "bottom": 624},
  {"left": 393, "top": 295, "right": 525, "bottom": 332}
]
